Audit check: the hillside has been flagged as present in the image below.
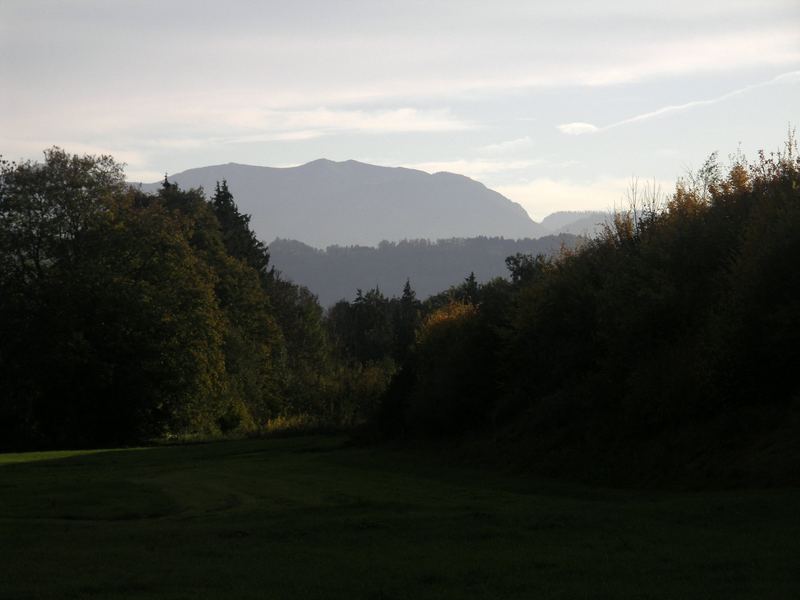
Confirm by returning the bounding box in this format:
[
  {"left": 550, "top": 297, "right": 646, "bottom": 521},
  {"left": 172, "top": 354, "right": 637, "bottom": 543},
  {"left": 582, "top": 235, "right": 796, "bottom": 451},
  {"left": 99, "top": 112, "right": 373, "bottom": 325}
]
[
  {"left": 541, "top": 211, "right": 610, "bottom": 237},
  {"left": 269, "top": 235, "right": 579, "bottom": 306},
  {"left": 136, "top": 159, "right": 547, "bottom": 247}
]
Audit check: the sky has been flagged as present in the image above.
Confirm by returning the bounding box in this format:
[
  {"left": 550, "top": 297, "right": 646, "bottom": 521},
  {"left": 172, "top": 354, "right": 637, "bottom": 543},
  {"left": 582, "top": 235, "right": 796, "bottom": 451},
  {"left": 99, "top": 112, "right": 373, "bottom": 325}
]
[{"left": 1, "top": 0, "right": 799, "bottom": 220}]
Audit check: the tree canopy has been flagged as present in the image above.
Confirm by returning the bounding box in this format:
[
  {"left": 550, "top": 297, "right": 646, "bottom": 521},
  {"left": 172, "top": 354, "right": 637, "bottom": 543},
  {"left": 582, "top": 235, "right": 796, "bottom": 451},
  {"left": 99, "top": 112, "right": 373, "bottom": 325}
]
[{"left": 0, "top": 149, "right": 331, "bottom": 448}]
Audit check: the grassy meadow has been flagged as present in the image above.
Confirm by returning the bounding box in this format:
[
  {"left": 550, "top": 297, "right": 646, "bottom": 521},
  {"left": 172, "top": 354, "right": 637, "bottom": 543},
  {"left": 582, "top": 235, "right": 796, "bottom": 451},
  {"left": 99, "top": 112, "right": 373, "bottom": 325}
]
[{"left": 1, "top": 435, "right": 798, "bottom": 599}]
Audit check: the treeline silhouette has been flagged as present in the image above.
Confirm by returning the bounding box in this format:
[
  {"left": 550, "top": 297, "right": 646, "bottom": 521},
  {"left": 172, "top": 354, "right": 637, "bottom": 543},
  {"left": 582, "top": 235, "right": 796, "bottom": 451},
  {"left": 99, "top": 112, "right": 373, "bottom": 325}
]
[
  {"left": 269, "top": 235, "right": 579, "bottom": 306},
  {"left": 0, "top": 149, "right": 367, "bottom": 448},
  {"left": 375, "top": 142, "right": 800, "bottom": 484}
]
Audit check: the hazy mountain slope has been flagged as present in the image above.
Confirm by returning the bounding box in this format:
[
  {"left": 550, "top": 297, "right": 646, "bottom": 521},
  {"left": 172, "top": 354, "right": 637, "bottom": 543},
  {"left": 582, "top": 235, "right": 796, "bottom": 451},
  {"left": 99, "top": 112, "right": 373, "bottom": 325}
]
[
  {"left": 541, "top": 211, "right": 610, "bottom": 237},
  {"left": 269, "top": 235, "right": 580, "bottom": 306},
  {"left": 136, "top": 159, "right": 546, "bottom": 247}
]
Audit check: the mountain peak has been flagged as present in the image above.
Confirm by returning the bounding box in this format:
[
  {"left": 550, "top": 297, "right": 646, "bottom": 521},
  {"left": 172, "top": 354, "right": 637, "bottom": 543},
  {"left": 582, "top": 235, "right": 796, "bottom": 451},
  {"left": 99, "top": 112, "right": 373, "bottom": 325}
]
[
  {"left": 302, "top": 158, "right": 337, "bottom": 166},
  {"left": 137, "top": 160, "right": 545, "bottom": 247},
  {"left": 300, "top": 158, "right": 385, "bottom": 170}
]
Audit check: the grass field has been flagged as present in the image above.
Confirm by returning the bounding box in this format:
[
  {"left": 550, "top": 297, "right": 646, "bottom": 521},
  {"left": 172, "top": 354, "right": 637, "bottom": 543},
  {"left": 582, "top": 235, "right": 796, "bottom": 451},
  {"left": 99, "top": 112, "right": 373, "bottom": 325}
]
[{"left": 1, "top": 436, "right": 798, "bottom": 599}]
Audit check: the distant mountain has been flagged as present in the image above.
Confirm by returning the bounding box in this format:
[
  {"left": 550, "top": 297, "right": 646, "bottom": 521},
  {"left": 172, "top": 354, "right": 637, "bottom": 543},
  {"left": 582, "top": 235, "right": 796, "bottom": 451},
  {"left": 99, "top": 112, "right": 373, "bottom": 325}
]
[
  {"left": 269, "top": 235, "right": 580, "bottom": 306},
  {"left": 135, "top": 159, "right": 547, "bottom": 247},
  {"left": 541, "top": 211, "right": 610, "bottom": 237}
]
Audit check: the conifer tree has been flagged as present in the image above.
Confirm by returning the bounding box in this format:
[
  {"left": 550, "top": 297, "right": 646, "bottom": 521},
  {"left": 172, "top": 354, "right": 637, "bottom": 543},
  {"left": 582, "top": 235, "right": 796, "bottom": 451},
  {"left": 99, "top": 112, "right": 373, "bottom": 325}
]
[
  {"left": 211, "top": 180, "right": 270, "bottom": 278},
  {"left": 394, "top": 279, "right": 421, "bottom": 361}
]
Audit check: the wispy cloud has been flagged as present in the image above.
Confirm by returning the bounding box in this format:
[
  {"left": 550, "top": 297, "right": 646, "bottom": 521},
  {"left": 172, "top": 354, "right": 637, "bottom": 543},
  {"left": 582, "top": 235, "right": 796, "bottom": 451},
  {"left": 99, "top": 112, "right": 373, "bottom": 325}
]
[
  {"left": 142, "top": 130, "right": 328, "bottom": 150},
  {"left": 558, "top": 70, "right": 800, "bottom": 135},
  {"left": 181, "top": 106, "right": 476, "bottom": 141},
  {"left": 480, "top": 136, "right": 534, "bottom": 154},
  {"left": 557, "top": 123, "right": 599, "bottom": 136},
  {"left": 293, "top": 107, "right": 474, "bottom": 134}
]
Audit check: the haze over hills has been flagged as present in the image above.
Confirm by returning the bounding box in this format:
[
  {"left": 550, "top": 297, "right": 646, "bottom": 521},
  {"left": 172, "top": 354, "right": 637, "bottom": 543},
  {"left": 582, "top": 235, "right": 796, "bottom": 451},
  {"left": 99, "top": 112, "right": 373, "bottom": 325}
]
[
  {"left": 269, "top": 235, "right": 580, "bottom": 306},
  {"left": 541, "top": 211, "right": 610, "bottom": 237},
  {"left": 136, "top": 159, "right": 548, "bottom": 247}
]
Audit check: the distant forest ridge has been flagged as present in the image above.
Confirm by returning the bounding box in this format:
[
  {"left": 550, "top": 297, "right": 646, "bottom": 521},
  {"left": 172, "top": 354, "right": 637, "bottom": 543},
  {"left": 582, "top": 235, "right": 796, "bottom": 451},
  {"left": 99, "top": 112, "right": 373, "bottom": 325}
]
[{"left": 269, "top": 234, "right": 581, "bottom": 306}]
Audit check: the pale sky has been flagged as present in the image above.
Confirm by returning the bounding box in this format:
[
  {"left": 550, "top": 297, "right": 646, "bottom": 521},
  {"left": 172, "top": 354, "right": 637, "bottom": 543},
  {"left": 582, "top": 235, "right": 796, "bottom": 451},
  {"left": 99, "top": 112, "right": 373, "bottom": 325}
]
[{"left": 2, "top": 0, "right": 798, "bottom": 220}]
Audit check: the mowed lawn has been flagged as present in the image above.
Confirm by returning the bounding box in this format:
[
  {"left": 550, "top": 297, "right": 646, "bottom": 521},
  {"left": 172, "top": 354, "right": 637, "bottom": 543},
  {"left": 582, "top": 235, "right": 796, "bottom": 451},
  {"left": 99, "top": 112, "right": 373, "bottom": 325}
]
[{"left": 1, "top": 436, "right": 798, "bottom": 599}]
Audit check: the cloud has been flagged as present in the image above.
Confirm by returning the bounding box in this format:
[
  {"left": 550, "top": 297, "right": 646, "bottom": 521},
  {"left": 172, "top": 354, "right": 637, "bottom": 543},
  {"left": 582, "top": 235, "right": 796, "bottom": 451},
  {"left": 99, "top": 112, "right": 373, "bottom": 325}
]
[
  {"left": 3, "top": 3, "right": 797, "bottom": 186},
  {"left": 558, "top": 70, "right": 800, "bottom": 135},
  {"left": 289, "top": 107, "right": 474, "bottom": 134},
  {"left": 480, "top": 136, "right": 534, "bottom": 154},
  {"left": 1, "top": 105, "right": 474, "bottom": 163},
  {"left": 191, "top": 107, "right": 474, "bottom": 138},
  {"left": 166, "top": 106, "right": 474, "bottom": 136},
  {"left": 557, "top": 123, "right": 599, "bottom": 135},
  {"left": 145, "top": 130, "right": 329, "bottom": 149},
  {"left": 259, "top": 130, "right": 325, "bottom": 142}
]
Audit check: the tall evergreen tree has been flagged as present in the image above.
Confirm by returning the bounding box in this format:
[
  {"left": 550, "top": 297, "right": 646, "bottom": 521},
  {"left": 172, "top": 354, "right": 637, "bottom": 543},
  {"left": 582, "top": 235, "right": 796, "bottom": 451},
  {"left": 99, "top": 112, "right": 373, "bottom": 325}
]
[
  {"left": 211, "top": 180, "right": 270, "bottom": 278},
  {"left": 394, "top": 279, "right": 421, "bottom": 361}
]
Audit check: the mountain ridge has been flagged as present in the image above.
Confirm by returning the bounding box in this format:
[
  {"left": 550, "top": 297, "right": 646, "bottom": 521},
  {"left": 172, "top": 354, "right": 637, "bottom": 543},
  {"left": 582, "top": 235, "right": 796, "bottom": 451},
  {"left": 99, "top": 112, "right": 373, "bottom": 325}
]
[
  {"left": 134, "top": 159, "right": 547, "bottom": 247},
  {"left": 541, "top": 210, "right": 610, "bottom": 237}
]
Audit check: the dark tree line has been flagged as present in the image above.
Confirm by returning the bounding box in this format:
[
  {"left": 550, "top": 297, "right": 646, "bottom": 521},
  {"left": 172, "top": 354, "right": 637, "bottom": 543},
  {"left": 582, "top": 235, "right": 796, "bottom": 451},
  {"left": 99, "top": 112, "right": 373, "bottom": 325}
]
[
  {"left": 0, "top": 150, "right": 337, "bottom": 448},
  {"left": 0, "top": 148, "right": 500, "bottom": 448},
  {"left": 377, "top": 140, "right": 800, "bottom": 484}
]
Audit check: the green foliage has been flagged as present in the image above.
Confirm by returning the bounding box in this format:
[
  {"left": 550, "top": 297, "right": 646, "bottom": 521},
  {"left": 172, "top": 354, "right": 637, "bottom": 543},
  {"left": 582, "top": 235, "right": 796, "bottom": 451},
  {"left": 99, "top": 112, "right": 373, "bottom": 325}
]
[
  {"left": 159, "top": 181, "right": 288, "bottom": 429},
  {"left": 328, "top": 287, "right": 395, "bottom": 363},
  {"left": 0, "top": 152, "right": 234, "bottom": 445},
  {"left": 211, "top": 180, "right": 270, "bottom": 278},
  {"left": 505, "top": 253, "right": 552, "bottom": 286},
  {"left": 0, "top": 149, "right": 332, "bottom": 448},
  {"left": 394, "top": 279, "right": 421, "bottom": 362},
  {"left": 405, "top": 302, "right": 485, "bottom": 433},
  {"left": 380, "top": 139, "right": 800, "bottom": 483},
  {"left": 265, "top": 275, "right": 330, "bottom": 412},
  {"left": 323, "top": 284, "right": 421, "bottom": 424}
]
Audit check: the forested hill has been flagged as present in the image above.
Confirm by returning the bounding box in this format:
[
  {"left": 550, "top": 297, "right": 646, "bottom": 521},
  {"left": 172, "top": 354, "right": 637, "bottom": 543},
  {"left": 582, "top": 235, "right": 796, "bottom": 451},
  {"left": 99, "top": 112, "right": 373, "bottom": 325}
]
[
  {"left": 269, "top": 235, "right": 579, "bottom": 306},
  {"left": 135, "top": 159, "right": 547, "bottom": 247}
]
